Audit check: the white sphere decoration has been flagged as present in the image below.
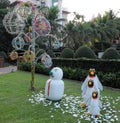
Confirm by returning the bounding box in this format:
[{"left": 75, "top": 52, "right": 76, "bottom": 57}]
[
  {"left": 3, "top": 12, "right": 25, "bottom": 34},
  {"left": 12, "top": 36, "right": 25, "bottom": 50},
  {"left": 45, "top": 67, "right": 64, "bottom": 101},
  {"left": 41, "top": 53, "right": 52, "bottom": 68}
]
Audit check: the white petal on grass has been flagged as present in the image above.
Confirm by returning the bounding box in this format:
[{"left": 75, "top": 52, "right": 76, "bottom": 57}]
[
  {"left": 73, "top": 114, "right": 78, "bottom": 117},
  {"left": 50, "top": 115, "right": 54, "bottom": 118},
  {"left": 28, "top": 93, "right": 119, "bottom": 122}
]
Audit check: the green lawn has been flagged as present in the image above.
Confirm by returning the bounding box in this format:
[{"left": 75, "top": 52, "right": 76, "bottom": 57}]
[{"left": 0, "top": 71, "right": 119, "bottom": 123}]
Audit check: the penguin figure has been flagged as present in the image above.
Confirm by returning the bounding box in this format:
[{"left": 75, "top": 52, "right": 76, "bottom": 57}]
[
  {"left": 87, "top": 90, "right": 102, "bottom": 117},
  {"left": 45, "top": 67, "right": 64, "bottom": 101},
  {"left": 81, "top": 68, "right": 103, "bottom": 107}
]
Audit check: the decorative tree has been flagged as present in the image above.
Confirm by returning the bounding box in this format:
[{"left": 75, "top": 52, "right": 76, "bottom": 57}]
[{"left": 3, "top": 1, "right": 54, "bottom": 91}]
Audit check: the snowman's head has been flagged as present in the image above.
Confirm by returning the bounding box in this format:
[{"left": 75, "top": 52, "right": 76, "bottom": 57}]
[{"left": 49, "top": 67, "right": 63, "bottom": 80}]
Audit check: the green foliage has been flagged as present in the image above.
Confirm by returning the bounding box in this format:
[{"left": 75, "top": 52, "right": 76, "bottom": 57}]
[
  {"left": 102, "top": 47, "right": 120, "bottom": 59},
  {"left": 94, "top": 42, "right": 111, "bottom": 53},
  {"left": 36, "top": 48, "right": 45, "bottom": 57},
  {"left": 52, "top": 58, "right": 120, "bottom": 73},
  {"left": 46, "top": 49, "right": 56, "bottom": 58},
  {"left": 20, "top": 62, "right": 120, "bottom": 88},
  {"left": 60, "top": 48, "right": 74, "bottom": 58},
  {"left": 0, "top": 51, "right": 7, "bottom": 59},
  {"left": 0, "top": 0, "right": 10, "bottom": 9},
  {"left": 64, "top": 10, "right": 120, "bottom": 52},
  {"left": 19, "top": 62, "right": 31, "bottom": 71},
  {"left": 74, "top": 46, "right": 97, "bottom": 59},
  {"left": 47, "top": 6, "right": 59, "bottom": 21},
  {"left": 0, "top": 2, "right": 13, "bottom": 53}
]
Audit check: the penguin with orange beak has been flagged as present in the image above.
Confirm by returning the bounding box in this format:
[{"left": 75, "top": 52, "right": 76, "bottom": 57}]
[
  {"left": 81, "top": 68, "right": 103, "bottom": 108},
  {"left": 87, "top": 90, "right": 102, "bottom": 117}
]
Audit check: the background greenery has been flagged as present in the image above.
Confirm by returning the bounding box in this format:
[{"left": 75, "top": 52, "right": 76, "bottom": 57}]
[{"left": 19, "top": 59, "right": 120, "bottom": 89}]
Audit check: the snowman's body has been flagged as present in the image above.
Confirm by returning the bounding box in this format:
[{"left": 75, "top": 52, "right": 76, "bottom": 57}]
[
  {"left": 45, "top": 79, "right": 64, "bottom": 100},
  {"left": 45, "top": 67, "right": 64, "bottom": 101}
]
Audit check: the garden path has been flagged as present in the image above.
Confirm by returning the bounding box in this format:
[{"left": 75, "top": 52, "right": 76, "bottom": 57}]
[{"left": 0, "top": 66, "right": 17, "bottom": 75}]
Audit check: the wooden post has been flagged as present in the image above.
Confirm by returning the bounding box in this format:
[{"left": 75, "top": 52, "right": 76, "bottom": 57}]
[
  {"left": 0, "top": 56, "right": 4, "bottom": 68},
  {"left": 31, "top": 61, "right": 35, "bottom": 91}
]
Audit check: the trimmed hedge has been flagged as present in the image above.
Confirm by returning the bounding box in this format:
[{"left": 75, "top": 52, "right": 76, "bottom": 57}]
[
  {"left": 52, "top": 58, "right": 120, "bottom": 73},
  {"left": 0, "top": 51, "right": 8, "bottom": 59},
  {"left": 74, "top": 46, "right": 97, "bottom": 59},
  {"left": 60, "top": 48, "right": 74, "bottom": 58},
  {"left": 19, "top": 58, "right": 120, "bottom": 88},
  {"left": 102, "top": 47, "right": 120, "bottom": 59},
  {"left": 47, "top": 49, "right": 56, "bottom": 58}
]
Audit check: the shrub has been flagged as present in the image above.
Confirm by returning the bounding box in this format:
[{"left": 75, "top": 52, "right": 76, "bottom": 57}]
[
  {"left": 74, "top": 46, "right": 97, "bottom": 59},
  {"left": 102, "top": 47, "right": 120, "bottom": 59},
  {"left": 20, "top": 62, "right": 120, "bottom": 88},
  {"left": 60, "top": 48, "right": 74, "bottom": 58},
  {"left": 0, "top": 51, "right": 8, "bottom": 59},
  {"left": 36, "top": 48, "right": 45, "bottom": 57},
  {"left": 47, "top": 49, "right": 56, "bottom": 58}
]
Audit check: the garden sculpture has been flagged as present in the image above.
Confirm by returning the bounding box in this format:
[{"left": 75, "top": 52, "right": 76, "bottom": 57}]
[
  {"left": 87, "top": 90, "right": 102, "bottom": 118},
  {"left": 45, "top": 67, "right": 64, "bottom": 101},
  {"left": 81, "top": 68, "right": 103, "bottom": 108}
]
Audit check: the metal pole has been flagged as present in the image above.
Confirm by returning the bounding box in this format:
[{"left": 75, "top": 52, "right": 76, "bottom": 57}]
[{"left": 30, "top": 5, "right": 36, "bottom": 91}]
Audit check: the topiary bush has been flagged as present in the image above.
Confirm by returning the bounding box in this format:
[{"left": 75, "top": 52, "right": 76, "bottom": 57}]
[
  {"left": 47, "top": 49, "right": 56, "bottom": 58},
  {"left": 60, "top": 48, "right": 74, "bottom": 58},
  {"left": 0, "top": 51, "right": 8, "bottom": 59},
  {"left": 36, "top": 48, "right": 45, "bottom": 57},
  {"left": 74, "top": 46, "right": 97, "bottom": 59},
  {"left": 102, "top": 47, "right": 120, "bottom": 59}
]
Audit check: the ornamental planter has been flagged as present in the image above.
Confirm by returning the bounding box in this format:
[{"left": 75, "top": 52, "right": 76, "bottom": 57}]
[{"left": 0, "top": 56, "right": 4, "bottom": 68}]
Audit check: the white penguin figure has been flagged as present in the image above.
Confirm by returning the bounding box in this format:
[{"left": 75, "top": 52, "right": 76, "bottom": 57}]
[
  {"left": 45, "top": 67, "right": 64, "bottom": 101},
  {"left": 81, "top": 68, "right": 103, "bottom": 107},
  {"left": 87, "top": 90, "right": 102, "bottom": 117}
]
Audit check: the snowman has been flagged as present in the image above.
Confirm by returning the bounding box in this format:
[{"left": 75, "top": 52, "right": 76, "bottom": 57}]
[
  {"left": 87, "top": 90, "right": 102, "bottom": 117},
  {"left": 45, "top": 67, "right": 64, "bottom": 101},
  {"left": 81, "top": 68, "right": 103, "bottom": 108}
]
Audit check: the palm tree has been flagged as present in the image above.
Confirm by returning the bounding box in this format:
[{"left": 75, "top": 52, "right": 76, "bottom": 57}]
[
  {"left": 90, "top": 10, "right": 118, "bottom": 51},
  {"left": 64, "top": 13, "right": 93, "bottom": 50}
]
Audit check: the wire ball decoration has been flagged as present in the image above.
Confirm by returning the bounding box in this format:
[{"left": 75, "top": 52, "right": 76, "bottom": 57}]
[
  {"left": 14, "top": 2, "right": 33, "bottom": 20},
  {"left": 12, "top": 36, "right": 25, "bottom": 50},
  {"left": 23, "top": 50, "right": 35, "bottom": 63},
  {"left": 23, "top": 32, "right": 32, "bottom": 43},
  {"left": 41, "top": 53, "right": 52, "bottom": 68},
  {"left": 9, "top": 50, "right": 18, "bottom": 60},
  {"left": 3, "top": 11, "right": 25, "bottom": 34},
  {"left": 33, "top": 14, "right": 51, "bottom": 36}
]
